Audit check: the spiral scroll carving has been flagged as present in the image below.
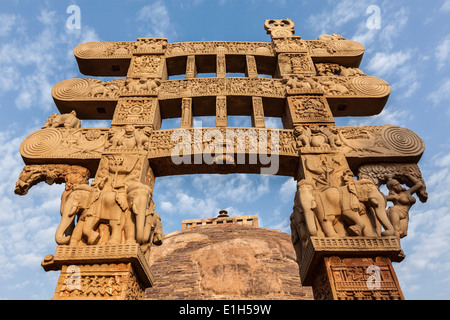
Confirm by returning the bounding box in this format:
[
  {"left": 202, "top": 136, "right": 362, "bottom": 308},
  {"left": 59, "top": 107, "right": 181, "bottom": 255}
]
[
  {"left": 382, "top": 125, "right": 424, "bottom": 155},
  {"left": 351, "top": 76, "right": 391, "bottom": 97},
  {"left": 73, "top": 42, "right": 107, "bottom": 59},
  {"left": 333, "top": 40, "right": 365, "bottom": 53},
  {"left": 51, "top": 78, "right": 91, "bottom": 100},
  {"left": 20, "top": 129, "right": 62, "bottom": 158}
]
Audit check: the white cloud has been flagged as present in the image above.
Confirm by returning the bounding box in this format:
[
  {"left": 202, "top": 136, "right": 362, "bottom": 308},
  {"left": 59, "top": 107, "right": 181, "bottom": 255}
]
[
  {"left": 366, "top": 51, "right": 412, "bottom": 77},
  {"left": 428, "top": 77, "right": 450, "bottom": 106},
  {"left": 0, "top": 9, "right": 99, "bottom": 111},
  {"left": 347, "top": 106, "right": 412, "bottom": 127},
  {"left": 442, "top": 0, "right": 450, "bottom": 12},
  {"left": 435, "top": 35, "right": 450, "bottom": 70},
  {"left": 279, "top": 178, "right": 296, "bottom": 203},
  {"left": 0, "top": 128, "right": 62, "bottom": 282},
  {"left": 0, "top": 13, "right": 19, "bottom": 37},
  {"left": 136, "top": 1, "right": 177, "bottom": 39},
  {"left": 306, "top": 0, "right": 370, "bottom": 35}
]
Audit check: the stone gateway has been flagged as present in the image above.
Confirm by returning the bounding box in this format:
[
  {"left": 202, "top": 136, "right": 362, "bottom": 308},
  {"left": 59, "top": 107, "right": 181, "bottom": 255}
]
[{"left": 15, "top": 18, "right": 427, "bottom": 300}]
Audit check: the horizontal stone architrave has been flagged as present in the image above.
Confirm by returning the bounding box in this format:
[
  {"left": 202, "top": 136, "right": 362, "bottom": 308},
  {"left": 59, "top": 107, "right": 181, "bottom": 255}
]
[
  {"left": 51, "top": 76, "right": 391, "bottom": 119},
  {"left": 19, "top": 125, "right": 425, "bottom": 178},
  {"left": 73, "top": 40, "right": 365, "bottom": 77},
  {"left": 74, "top": 40, "right": 364, "bottom": 60}
]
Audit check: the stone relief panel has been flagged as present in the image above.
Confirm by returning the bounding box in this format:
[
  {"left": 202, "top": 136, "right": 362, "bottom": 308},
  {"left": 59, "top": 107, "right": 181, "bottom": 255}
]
[
  {"left": 147, "top": 128, "right": 298, "bottom": 158},
  {"left": 308, "top": 36, "right": 365, "bottom": 57},
  {"left": 52, "top": 78, "right": 126, "bottom": 101},
  {"left": 292, "top": 124, "right": 425, "bottom": 159},
  {"left": 112, "top": 97, "right": 158, "bottom": 127},
  {"left": 272, "top": 37, "right": 307, "bottom": 53},
  {"left": 127, "top": 55, "right": 165, "bottom": 78},
  {"left": 134, "top": 38, "right": 167, "bottom": 54},
  {"left": 324, "top": 256, "right": 404, "bottom": 300},
  {"left": 285, "top": 75, "right": 390, "bottom": 98},
  {"left": 165, "top": 41, "right": 274, "bottom": 57},
  {"left": 74, "top": 39, "right": 364, "bottom": 61},
  {"left": 278, "top": 53, "right": 316, "bottom": 76},
  {"left": 20, "top": 127, "right": 109, "bottom": 160},
  {"left": 74, "top": 41, "right": 136, "bottom": 59},
  {"left": 54, "top": 263, "right": 145, "bottom": 300},
  {"left": 288, "top": 96, "right": 335, "bottom": 125},
  {"left": 159, "top": 77, "right": 286, "bottom": 99},
  {"left": 315, "top": 63, "right": 365, "bottom": 77},
  {"left": 105, "top": 125, "right": 152, "bottom": 152}
]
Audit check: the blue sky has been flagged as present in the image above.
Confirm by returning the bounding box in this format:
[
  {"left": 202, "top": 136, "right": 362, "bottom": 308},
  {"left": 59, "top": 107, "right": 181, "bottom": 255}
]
[{"left": 0, "top": 0, "right": 449, "bottom": 300}]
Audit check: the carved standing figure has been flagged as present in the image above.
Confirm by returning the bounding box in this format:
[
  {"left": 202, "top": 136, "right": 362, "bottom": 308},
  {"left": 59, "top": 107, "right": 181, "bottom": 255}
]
[
  {"left": 386, "top": 176, "right": 422, "bottom": 238},
  {"left": 82, "top": 176, "right": 127, "bottom": 245}
]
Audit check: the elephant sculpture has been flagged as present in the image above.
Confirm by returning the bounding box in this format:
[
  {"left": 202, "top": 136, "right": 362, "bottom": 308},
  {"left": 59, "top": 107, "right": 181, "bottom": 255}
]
[
  {"left": 290, "top": 180, "right": 320, "bottom": 264},
  {"left": 56, "top": 178, "right": 163, "bottom": 247},
  {"left": 126, "top": 182, "right": 163, "bottom": 257},
  {"left": 140, "top": 210, "right": 163, "bottom": 259},
  {"left": 55, "top": 184, "right": 92, "bottom": 245},
  {"left": 125, "top": 182, "right": 153, "bottom": 245},
  {"left": 297, "top": 176, "right": 395, "bottom": 238},
  {"left": 353, "top": 178, "right": 395, "bottom": 237}
]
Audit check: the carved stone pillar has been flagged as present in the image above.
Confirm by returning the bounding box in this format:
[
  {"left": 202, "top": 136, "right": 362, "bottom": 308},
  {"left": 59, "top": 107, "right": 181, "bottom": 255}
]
[
  {"left": 251, "top": 96, "right": 265, "bottom": 128},
  {"left": 186, "top": 55, "right": 197, "bottom": 79},
  {"left": 245, "top": 55, "right": 258, "bottom": 78},
  {"left": 181, "top": 97, "right": 193, "bottom": 128},
  {"left": 216, "top": 95, "right": 227, "bottom": 127},
  {"left": 42, "top": 244, "right": 153, "bottom": 300},
  {"left": 216, "top": 54, "right": 226, "bottom": 78}
]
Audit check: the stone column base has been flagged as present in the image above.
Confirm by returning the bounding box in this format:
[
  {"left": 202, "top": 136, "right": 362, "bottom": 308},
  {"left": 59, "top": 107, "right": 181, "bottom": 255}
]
[
  {"left": 300, "top": 237, "right": 405, "bottom": 300},
  {"left": 41, "top": 244, "right": 153, "bottom": 300}
]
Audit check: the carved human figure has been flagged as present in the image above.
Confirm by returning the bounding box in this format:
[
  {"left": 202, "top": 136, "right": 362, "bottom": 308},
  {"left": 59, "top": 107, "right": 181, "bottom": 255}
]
[
  {"left": 108, "top": 125, "right": 143, "bottom": 150},
  {"left": 81, "top": 176, "right": 126, "bottom": 245},
  {"left": 386, "top": 176, "right": 422, "bottom": 238}
]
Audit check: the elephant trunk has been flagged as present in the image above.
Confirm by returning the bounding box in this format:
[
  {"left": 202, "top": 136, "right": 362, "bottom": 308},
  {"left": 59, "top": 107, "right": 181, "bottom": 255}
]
[
  {"left": 135, "top": 204, "right": 146, "bottom": 244},
  {"left": 55, "top": 205, "right": 77, "bottom": 245}
]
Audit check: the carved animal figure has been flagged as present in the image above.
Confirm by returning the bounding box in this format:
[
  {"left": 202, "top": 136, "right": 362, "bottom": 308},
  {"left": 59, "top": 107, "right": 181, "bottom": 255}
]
[
  {"left": 125, "top": 182, "right": 153, "bottom": 245},
  {"left": 296, "top": 177, "right": 395, "bottom": 238},
  {"left": 55, "top": 184, "right": 92, "bottom": 245},
  {"left": 42, "top": 110, "right": 81, "bottom": 129}
]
